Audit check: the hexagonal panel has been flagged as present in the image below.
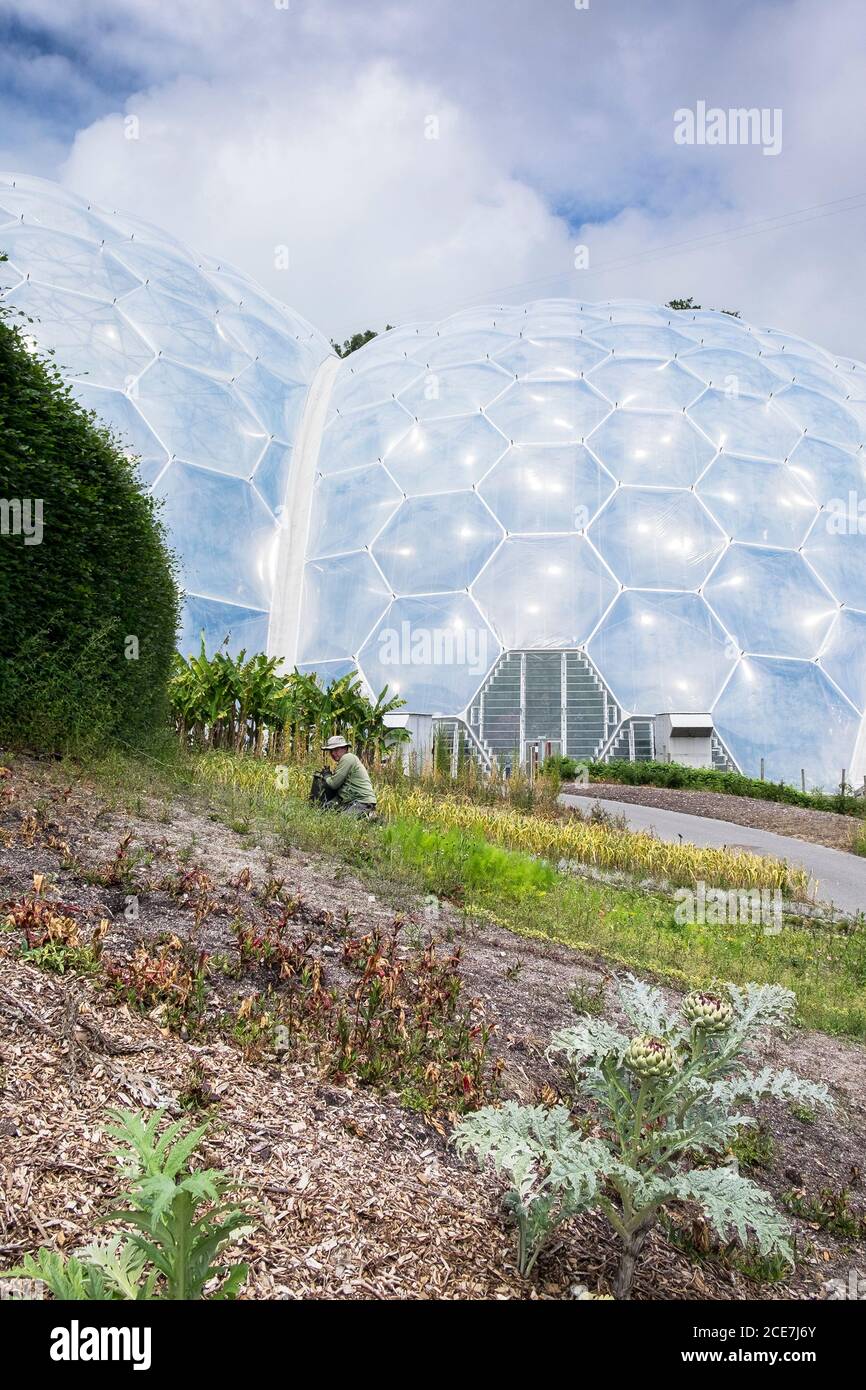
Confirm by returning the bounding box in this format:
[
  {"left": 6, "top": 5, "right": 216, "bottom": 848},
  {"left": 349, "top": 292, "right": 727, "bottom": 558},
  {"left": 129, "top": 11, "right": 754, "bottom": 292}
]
[
  {"left": 669, "top": 312, "right": 759, "bottom": 351},
  {"left": 586, "top": 324, "right": 696, "bottom": 358},
  {"left": 833, "top": 358, "right": 866, "bottom": 401},
  {"left": 307, "top": 464, "right": 402, "bottom": 557},
  {"left": 409, "top": 330, "right": 514, "bottom": 368},
  {"left": 297, "top": 552, "right": 392, "bottom": 664},
  {"left": 519, "top": 307, "right": 604, "bottom": 333},
  {"left": 588, "top": 358, "right": 703, "bottom": 410},
  {"left": 317, "top": 400, "right": 414, "bottom": 476},
  {"left": 472, "top": 534, "right": 617, "bottom": 649},
  {"left": 120, "top": 284, "right": 249, "bottom": 376},
  {"left": 494, "top": 335, "right": 608, "bottom": 379},
  {"left": 486, "top": 379, "right": 610, "bottom": 444},
  {"left": 588, "top": 590, "right": 735, "bottom": 712},
  {"left": 135, "top": 359, "right": 268, "bottom": 476},
  {"left": 0, "top": 184, "right": 121, "bottom": 241},
  {"left": 9, "top": 280, "right": 153, "bottom": 388},
  {"left": 1, "top": 224, "right": 140, "bottom": 299},
  {"left": 478, "top": 443, "right": 615, "bottom": 533},
  {"left": 764, "top": 353, "right": 850, "bottom": 400},
  {"left": 383, "top": 414, "right": 507, "bottom": 495},
  {"left": 820, "top": 609, "right": 866, "bottom": 712},
  {"left": 678, "top": 347, "right": 781, "bottom": 398},
  {"left": 359, "top": 594, "right": 499, "bottom": 711},
  {"left": 296, "top": 658, "right": 361, "bottom": 686},
  {"left": 787, "top": 436, "right": 866, "bottom": 505},
  {"left": 111, "top": 241, "right": 230, "bottom": 314},
  {"left": 687, "top": 389, "right": 802, "bottom": 459},
  {"left": 178, "top": 596, "right": 270, "bottom": 661},
  {"left": 755, "top": 328, "right": 838, "bottom": 362},
  {"left": 398, "top": 361, "right": 512, "bottom": 419},
  {"left": 251, "top": 441, "right": 293, "bottom": 517},
  {"left": 329, "top": 358, "right": 423, "bottom": 415},
  {"left": 73, "top": 384, "right": 168, "bottom": 486},
  {"left": 587, "top": 409, "right": 715, "bottom": 486},
  {"left": 713, "top": 656, "right": 860, "bottom": 788},
  {"left": 703, "top": 544, "right": 838, "bottom": 658},
  {"left": 234, "top": 361, "right": 307, "bottom": 444},
  {"left": 696, "top": 456, "right": 818, "bottom": 547},
  {"left": 589, "top": 488, "right": 726, "bottom": 589},
  {"left": 802, "top": 523, "right": 866, "bottom": 610},
  {"left": 155, "top": 461, "right": 278, "bottom": 610},
  {"left": 373, "top": 492, "right": 502, "bottom": 593},
  {"left": 215, "top": 306, "right": 318, "bottom": 383},
  {"left": 775, "top": 385, "right": 864, "bottom": 450}
]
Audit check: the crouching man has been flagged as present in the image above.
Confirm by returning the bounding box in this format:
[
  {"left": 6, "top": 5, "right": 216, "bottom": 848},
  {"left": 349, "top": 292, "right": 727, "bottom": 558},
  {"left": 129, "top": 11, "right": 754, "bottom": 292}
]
[{"left": 321, "top": 736, "right": 377, "bottom": 817}]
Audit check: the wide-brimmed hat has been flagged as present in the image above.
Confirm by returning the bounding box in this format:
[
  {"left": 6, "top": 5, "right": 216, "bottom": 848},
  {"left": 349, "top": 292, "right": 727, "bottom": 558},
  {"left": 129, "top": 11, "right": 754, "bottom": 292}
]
[{"left": 322, "top": 735, "right": 350, "bottom": 751}]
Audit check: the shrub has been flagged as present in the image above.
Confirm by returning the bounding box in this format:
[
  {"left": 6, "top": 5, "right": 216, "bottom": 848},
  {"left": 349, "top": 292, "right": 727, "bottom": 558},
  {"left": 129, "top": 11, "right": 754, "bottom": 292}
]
[
  {"left": 454, "top": 976, "right": 832, "bottom": 1297},
  {"left": 593, "top": 759, "right": 866, "bottom": 819},
  {"left": 2, "top": 1108, "right": 252, "bottom": 1299},
  {"left": 0, "top": 286, "right": 180, "bottom": 750}
]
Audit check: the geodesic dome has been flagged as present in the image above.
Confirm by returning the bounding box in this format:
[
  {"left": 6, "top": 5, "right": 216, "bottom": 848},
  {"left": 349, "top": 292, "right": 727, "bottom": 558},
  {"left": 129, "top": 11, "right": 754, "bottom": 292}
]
[
  {"left": 0, "top": 172, "right": 332, "bottom": 655},
  {"left": 297, "top": 301, "right": 866, "bottom": 790},
  {"left": 4, "top": 172, "right": 866, "bottom": 789}
]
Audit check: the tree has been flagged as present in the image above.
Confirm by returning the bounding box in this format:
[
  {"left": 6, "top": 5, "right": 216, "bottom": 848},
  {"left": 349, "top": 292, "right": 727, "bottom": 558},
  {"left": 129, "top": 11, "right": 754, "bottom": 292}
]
[
  {"left": 0, "top": 269, "right": 180, "bottom": 750},
  {"left": 330, "top": 326, "right": 395, "bottom": 357},
  {"left": 667, "top": 297, "right": 740, "bottom": 318}
]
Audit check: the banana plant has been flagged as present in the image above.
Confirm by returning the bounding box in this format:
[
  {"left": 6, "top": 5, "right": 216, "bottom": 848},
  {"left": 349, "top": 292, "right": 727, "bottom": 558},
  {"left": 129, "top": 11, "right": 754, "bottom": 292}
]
[{"left": 169, "top": 639, "right": 408, "bottom": 760}]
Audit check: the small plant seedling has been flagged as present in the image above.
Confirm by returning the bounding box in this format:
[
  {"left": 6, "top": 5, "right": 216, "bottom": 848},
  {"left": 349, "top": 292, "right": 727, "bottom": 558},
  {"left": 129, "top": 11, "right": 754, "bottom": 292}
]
[
  {"left": 2, "top": 1108, "right": 252, "bottom": 1300},
  {"left": 784, "top": 1186, "right": 866, "bottom": 1241},
  {"left": 567, "top": 978, "right": 606, "bottom": 1017},
  {"left": 790, "top": 1103, "right": 816, "bottom": 1125},
  {"left": 730, "top": 1123, "right": 776, "bottom": 1172}
]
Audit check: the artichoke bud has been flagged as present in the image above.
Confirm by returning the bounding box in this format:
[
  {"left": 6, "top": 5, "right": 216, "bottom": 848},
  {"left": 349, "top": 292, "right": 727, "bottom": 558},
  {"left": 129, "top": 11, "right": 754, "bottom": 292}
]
[
  {"left": 682, "top": 990, "right": 733, "bottom": 1034},
  {"left": 624, "top": 1034, "right": 677, "bottom": 1079}
]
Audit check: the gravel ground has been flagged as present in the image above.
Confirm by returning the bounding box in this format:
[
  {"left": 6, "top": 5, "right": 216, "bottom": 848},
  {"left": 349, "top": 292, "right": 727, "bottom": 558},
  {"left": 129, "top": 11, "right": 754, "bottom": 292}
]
[{"left": 564, "top": 782, "right": 863, "bottom": 853}]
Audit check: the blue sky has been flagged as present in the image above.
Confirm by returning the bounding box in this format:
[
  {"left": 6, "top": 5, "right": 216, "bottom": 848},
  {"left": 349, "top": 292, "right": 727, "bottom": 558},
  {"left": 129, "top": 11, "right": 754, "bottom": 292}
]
[{"left": 2, "top": 0, "right": 865, "bottom": 353}]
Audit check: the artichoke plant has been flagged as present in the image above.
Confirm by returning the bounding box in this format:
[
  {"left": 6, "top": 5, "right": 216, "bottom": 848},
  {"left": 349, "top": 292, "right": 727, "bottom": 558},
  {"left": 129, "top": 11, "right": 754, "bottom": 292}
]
[
  {"left": 623, "top": 1034, "right": 678, "bottom": 1079},
  {"left": 455, "top": 976, "right": 834, "bottom": 1299},
  {"left": 682, "top": 990, "right": 734, "bottom": 1034}
]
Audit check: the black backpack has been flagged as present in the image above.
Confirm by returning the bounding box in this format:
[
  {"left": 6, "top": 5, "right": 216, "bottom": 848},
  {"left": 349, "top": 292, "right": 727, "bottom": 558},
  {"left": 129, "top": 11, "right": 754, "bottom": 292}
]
[{"left": 309, "top": 769, "right": 338, "bottom": 806}]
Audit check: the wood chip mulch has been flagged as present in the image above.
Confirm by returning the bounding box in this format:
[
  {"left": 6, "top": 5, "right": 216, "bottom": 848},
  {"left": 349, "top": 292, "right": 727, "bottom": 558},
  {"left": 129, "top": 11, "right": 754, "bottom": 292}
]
[{"left": 0, "top": 957, "right": 747, "bottom": 1301}]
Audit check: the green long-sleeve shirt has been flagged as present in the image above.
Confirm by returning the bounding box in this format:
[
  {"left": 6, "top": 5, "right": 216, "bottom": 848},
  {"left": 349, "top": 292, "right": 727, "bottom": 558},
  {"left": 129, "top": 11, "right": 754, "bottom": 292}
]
[{"left": 323, "top": 752, "right": 376, "bottom": 805}]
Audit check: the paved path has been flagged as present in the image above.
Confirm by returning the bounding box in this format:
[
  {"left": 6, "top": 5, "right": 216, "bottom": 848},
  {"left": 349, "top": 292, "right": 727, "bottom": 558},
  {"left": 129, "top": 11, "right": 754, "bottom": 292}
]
[{"left": 559, "top": 793, "right": 866, "bottom": 916}]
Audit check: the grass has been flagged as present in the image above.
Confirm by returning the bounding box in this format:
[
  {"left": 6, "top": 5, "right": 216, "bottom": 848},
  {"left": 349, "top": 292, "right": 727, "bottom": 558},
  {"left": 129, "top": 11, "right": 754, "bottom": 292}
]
[{"left": 45, "top": 744, "right": 866, "bottom": 1040}]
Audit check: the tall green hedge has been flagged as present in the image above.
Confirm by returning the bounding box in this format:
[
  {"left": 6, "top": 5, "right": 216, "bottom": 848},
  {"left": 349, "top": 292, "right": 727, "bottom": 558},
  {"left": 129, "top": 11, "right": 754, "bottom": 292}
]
[{"left": 0, "top": 291, "right": 180, "bottom": 750}]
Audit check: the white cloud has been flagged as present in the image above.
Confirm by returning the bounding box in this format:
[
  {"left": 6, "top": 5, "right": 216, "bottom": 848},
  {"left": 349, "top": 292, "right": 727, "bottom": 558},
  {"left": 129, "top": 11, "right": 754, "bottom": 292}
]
[
  {"left": 5, "top": 0, "right": 864, "bottom": 359},
  {"left": 59, "top": 61, "right": 576, "bottom": 340}
]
